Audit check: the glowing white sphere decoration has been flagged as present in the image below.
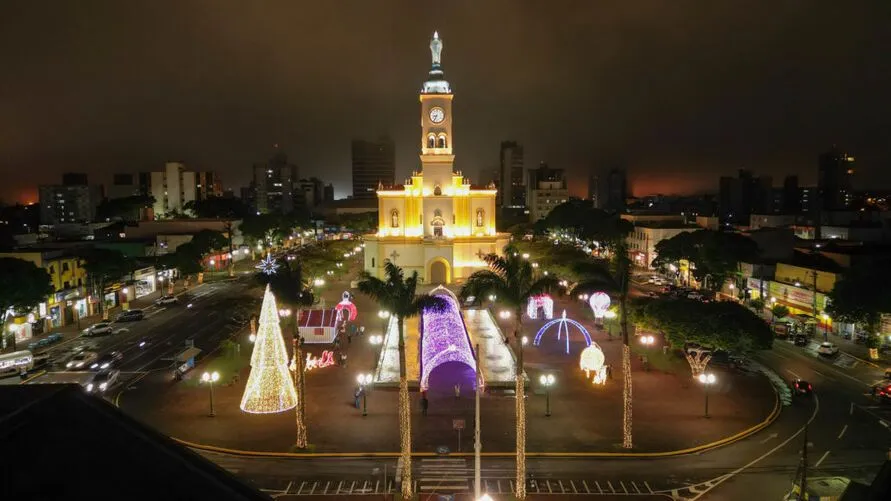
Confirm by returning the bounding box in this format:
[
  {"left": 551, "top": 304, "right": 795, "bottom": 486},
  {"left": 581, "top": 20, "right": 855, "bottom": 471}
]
[
  {"left": 588, "top": 292, "right": 611, "bottom": 318},
  {"left": 579, "top": 344, "right": 605, "bottom": 375}
]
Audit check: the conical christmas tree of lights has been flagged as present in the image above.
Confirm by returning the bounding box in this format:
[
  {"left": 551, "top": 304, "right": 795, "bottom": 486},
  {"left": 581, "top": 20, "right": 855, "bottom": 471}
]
[{"left": 240, "top": 285, "right": 298, "bottom": 414}]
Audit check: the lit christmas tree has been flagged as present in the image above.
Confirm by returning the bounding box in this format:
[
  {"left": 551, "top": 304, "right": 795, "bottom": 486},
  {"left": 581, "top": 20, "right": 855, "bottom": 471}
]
[{"left": 240, "top": 285, "right": 298, "bottom": 414}]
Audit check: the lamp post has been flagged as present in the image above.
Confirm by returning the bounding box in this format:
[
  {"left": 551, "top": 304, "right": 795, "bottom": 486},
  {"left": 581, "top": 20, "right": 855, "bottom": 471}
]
[
  {"left": 539, "top": 373, "right": 556, "bottom": 417},
  {"left": 357, "top": 373, "right": 373, "bottom": 416},
  {"left": 697, "top": 373, "right": 716, "bottom": 418},
  {"left": 604, "top": 310, "right": 617, "bottom": 339},
  {"left": 821, "top": 313, "right": 830, "bottom": 340},
  {"left": 369, "top": 334, "right": 383, "bottom": 372},
  {"left": 378, "top": 310, "right": 390, "bottom": 336},
  {"left": 201, "top": 371, "right": 220, "bottom": 417}
]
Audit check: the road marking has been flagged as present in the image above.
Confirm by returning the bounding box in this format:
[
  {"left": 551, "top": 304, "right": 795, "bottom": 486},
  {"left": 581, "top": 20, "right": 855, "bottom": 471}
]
[
  {"left": 582, "top": 480, "right": 591, "bottom": 493},
  {"left": 787, "top": 369, "right": 802, "bottom": 379},
  {"left": 881, "top": 420, "right": 890, "bottom": 429},
  {"left": 607, "top": 480, "right": 616, "bottom": 493},
  {"left": 837, "top": 425, "right": 848, "bottom": 439},
  {"left": 690, "top": 393, "right": 821, "bottom": 500},
  {"left": 851, "top": 402, "right": 855, "bottom": 415},
  {"left": 815, "top": 451, "right": 831, "bottom": 468},
  {"left": 284, "top": 481, "right": 293, "bottom": 494},
  {"left": 644, "top": 481, "right": 653, "bottom": 493},
  {"left": 759, "top": 432, "right": 778, "bottom": 444},
  {"left": 620, "top": 481, "right": 628, "bottom": 494},
  {"left": 631, "top": 481, "right": 641, "bottom": 493},
  {"left": 595, "top": 481, "right": 603, "bottom": 493}
]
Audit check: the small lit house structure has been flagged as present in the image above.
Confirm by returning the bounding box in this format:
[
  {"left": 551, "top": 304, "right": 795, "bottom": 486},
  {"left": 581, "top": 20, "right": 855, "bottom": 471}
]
[{"left": 297, "top": 309, "right": 340, "bottom": 344}]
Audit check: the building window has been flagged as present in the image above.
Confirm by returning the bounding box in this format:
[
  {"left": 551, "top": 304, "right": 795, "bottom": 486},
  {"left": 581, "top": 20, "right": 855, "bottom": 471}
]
[
  {"left": 63, "top": 281, "right": 70, "bottom": 289},
  {"left": 390, "top": 210, "right": 400, "bottom": 228},
  {"left": 371, "top": 258, "right": 375, "bottom": 267},
  {"left": 427, "top": 134, "right": 436, "bottom": 149},
  {"left": 62, "top": 262, "right": 70, "bottom": 272},
  {"left": 48, "top": 265, "right": 55, "bottom": 274},
  {"left": 476, "top": 209, "right": 485, "bottom": 227},
  {"left": 433, "top": 185, "right": 442, "bottom": 196}
]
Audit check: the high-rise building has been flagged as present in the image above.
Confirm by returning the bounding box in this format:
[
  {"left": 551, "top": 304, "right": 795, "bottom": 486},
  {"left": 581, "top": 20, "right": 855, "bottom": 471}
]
[
  {"left": 195, "top": 171, "right": 223, "bottom": 201},
  {"left": 323, "top": 183, "right": 335, "bottom": 203},
  {"left": 351, "top": 137, "right": 395, "bottom": 199},
  {"left": 591, "top": 167, "right": 628, "bottom": 211},
  {"left": 527, "top": 162, "right": 569, "bottom": 221},
  {"left": 252, "top": 152, "right": 299, "bottom": 214},
  {"left": 818, "top": 147, "right": 855, "bottom": 211},
  {"left": 297, "top": 177, "right": 328, "bottom": 210},
  {"left": 148, "top": 162, "right": 197, "bottom": 217},
  {"left": 38, "top": 174, "right": 103, "bottom": 225},
  {"left": 499, "top": 141, "right": 525, "bottom": 208},
  {"left": 783, "top": 175, "right": 800, "bottom": 213},
  {"left": 718, "top": 169, "right": 773, "bottom": 222}
]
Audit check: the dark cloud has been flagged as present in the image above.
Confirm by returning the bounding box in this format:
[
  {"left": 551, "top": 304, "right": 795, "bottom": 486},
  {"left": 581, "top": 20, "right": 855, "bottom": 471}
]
[{"left": 1, "top": 0, "right": 889, "bottom": 202}]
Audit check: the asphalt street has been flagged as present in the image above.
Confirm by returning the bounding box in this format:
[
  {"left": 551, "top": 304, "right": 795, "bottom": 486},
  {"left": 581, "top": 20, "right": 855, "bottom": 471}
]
[{"left": 33, "top": 277, "right": 259, "bottom": 394}]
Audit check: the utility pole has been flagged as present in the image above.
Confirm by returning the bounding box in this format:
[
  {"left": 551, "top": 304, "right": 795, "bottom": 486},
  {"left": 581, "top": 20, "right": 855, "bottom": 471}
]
[
  {"left": 793, "top": 426, "right": 808, "bottom": 500},
  {"left": 474, "top": 343, "right": 482, "bottom": 500},
  {"left": 812, "top": 269, "right": 819, "bottom": 335}
]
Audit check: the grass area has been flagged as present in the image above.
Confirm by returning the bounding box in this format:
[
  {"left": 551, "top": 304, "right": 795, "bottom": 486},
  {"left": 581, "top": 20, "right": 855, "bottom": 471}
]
[
  {"left": 631, "top": 342, "right": 690, "bottom": 376},
  {"left": 182, "top": 348, "right": 250, "bottom": 388}
]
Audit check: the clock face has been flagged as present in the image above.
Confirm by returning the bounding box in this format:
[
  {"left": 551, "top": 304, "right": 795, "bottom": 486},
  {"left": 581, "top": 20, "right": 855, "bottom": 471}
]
[{"left": 429, "top": 107, "right": 445, "bottom": 124}]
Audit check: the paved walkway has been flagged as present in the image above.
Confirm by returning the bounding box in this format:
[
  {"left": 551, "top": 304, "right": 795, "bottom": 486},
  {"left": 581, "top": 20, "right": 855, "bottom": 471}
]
[{"left": 119, "top": 276, "right": 776, "bottom": 454}]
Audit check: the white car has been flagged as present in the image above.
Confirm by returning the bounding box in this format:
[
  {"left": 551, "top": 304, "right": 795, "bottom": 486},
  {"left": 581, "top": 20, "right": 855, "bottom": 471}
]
[
  {"left": 155, "top": 295, "right": 178, "bottom": 306},
  {"left": 66, "top": 351, "right": 98, "bottom": 369},
  {"left": 84, "top": 322, "right": 113, "bottom": 336},
  {"left": 647, "top": 276, "right": 656, "bottom": 284},
  {"left": 817, "top": 342, "right": 839, "bottom": 356},
  {"left": 86, "top": 369, "right": 120, "bottom": 393}
]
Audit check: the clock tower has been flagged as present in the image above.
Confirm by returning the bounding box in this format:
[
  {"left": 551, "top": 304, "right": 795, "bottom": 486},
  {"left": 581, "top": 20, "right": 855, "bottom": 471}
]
[{"left": 419, "top": 31, "right": 454, "bottom": 189}]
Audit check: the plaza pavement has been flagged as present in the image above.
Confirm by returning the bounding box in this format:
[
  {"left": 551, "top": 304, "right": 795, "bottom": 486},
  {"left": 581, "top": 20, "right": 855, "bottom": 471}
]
[{"left": 118, "top": 271, "right": 777, "bottom": 454}]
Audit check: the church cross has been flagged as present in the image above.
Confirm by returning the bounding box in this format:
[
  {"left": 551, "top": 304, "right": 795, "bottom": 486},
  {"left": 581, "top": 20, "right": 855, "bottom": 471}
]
[
  {"left": 476, "top": 249, "right": 486, "bottom": 259},
  {"left": 389, "top": 250, "right": 400, "bottom": 263}
]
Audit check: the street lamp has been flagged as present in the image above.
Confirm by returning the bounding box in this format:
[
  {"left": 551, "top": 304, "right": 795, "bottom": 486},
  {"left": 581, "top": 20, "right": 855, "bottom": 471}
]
[
  {"left": 521, "top": 336, "right": 529, "bottom": 346},
  {"left": 278, "top": 308, "right": 292, "bottom": 318},
  {"left": 578, "top": 293, "right": 589, "bottom": 301},
  {"left": 498, "top": 310, "right": 511, "bottom": 320},
  {"left": 357, "top": 373, "right": 373, "bottom": 416},
  {"left": 697, "top": 373, "right": 717, "bottom": 418},
  {"left": 639, "top": 335, "right": 655, "bottom": 346},
  {"left": 487, "top": 294, "right": 496, "bottom": 302},
  {"left": 369, "top": 334, "right": 383, "bottom": 345},
  {"left": 478, "top": 494, "right": 494, "bottom": 501},
  {"left": 604, "top": 310, "right": 617, "bottom": 338},
  {"left": 539, "top": 373, "right": 556, "bottom": 416},
  {"left": 821, "top": 313, "right": 831, "bottom": 340},
  {"left": 201, "top": 371, "right": 220, "bottom": 417},
  {"left": 522, "top": 253, "right": 530, "bottom": 259}
]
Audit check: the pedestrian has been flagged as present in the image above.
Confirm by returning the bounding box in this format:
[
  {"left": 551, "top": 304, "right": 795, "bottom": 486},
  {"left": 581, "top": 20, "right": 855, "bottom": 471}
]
[
  {"left": 454, "top": 384, "right": 461, "bottom": 399},
  {"left": 360, "top": 326, "right": 365, "bottom": 336},
  {"left": 421, "top": 395, "right": 429, "bottom": 416},
  {"left": 354, "top": 387, "right": 361, "bottom": 409}
]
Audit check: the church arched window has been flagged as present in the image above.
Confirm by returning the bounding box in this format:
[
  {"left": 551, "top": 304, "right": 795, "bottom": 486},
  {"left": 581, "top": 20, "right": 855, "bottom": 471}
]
[
  {"left": 476, "top": 208, "right": 485, "bottom": 227},
  {"left": 437, "top": 134, "right": 447, "bottom": 148},
  {"left": 433, "top": 209, "right": 442, "bottom": 218},
  {"left": 433, "top": 185, "right": 442, "bottom": 196},
  {"left": 390, "top": 209, "right": 400, "bottom": 228},
  {"left": 427, "top": 134, "right": 436, "bottom": 149}
]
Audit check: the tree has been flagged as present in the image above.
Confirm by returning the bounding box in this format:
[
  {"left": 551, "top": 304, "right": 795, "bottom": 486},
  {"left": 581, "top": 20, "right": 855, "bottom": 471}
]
[
  {"left": 184, "top": 197, "right": 249, "bottom": 277},
  {"left": 358, "top": 262, "right": 447, "bottom": 500},
  {"left": 771, "top": 304, "right": 790, "bottom": 322},
  {"left": 0, "top": 258, "right": 53, "bottom": 350},
  {"left": 240, "top": 285, "right": 298, "bottom": 413},
  {"left": 536, "top": 200, "right": 633, "bottom": 245},
  {"left": 79, "top": 249, "right": 132, "bottom": 320},
  {"left": 827, "top": 263, "right": 891, "bottom": 354},
  {"left": 459, "top": 245, "right": 560, "bottom": 499},
  {"left": 636, "top": 298, "right": 772, "bottom": 375},
  {"left": 653, "top": 230, "right": 759, "bottom": 290},
  {"left": 96, "top": 195, "right": 154, "bottom": 221},
  {"left": 571, "top": 240, "right": 634, "bottom": 449},
  {"left": 190, "top": 230, "right": 228, "bottom": 256},
  {"left": 749, "top": 298, "right": 765, "bottom": 311}
]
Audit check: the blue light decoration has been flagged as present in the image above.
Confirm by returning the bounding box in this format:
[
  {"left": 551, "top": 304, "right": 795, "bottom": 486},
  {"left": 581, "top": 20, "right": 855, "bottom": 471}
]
[
  {"left": 533, "top": 310, "right": 593, "bottom": 354},
  {"left": 419, "top": 286, "right": 479, "bottom": 391},
  {"left": 256, "top": 254, "right": 280, "bottom": 275}
]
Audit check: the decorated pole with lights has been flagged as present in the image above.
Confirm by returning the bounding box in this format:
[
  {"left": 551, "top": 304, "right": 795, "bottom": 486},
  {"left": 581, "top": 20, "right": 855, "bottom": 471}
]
[
  {"left": 514, "top": 305, "right": 526, "bottom": 500},
  {"left": 240, "top": 285, "right": 298, "bottom": 414},
  {"left": 292, "top": 335, "right": 308, "bottom": 448}
]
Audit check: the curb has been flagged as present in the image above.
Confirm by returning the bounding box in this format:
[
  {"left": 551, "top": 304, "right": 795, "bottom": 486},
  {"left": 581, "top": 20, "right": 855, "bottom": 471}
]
[
  {"left": 174, "top": 390, "right": 781, "bottom": 459},
  {"left": 841, "top": 349, "right": 882, "bottom": 369}
]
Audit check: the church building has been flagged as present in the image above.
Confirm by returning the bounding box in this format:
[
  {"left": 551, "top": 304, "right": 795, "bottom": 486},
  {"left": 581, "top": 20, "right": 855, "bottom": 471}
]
[{"left": 363, "top": 32, "right": 509, "bottom": 284}]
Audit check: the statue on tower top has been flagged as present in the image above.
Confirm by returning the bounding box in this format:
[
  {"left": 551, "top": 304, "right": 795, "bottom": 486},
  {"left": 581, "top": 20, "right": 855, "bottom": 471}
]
[{"left": 430, "top": 31, "right": 442, "bottom": 66}]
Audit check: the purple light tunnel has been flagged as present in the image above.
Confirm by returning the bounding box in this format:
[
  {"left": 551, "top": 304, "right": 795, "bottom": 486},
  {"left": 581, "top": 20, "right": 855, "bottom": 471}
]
[{"left": 419, "top": 287, "right": 479, "bottom": 391}]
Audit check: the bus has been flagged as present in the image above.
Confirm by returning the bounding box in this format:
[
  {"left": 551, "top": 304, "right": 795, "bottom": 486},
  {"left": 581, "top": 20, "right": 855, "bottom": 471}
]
[{"left": 0, "top": 350, "right": 34, "bottom": 378}]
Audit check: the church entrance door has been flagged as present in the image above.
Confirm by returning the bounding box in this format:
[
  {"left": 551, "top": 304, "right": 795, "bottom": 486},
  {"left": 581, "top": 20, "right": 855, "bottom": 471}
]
[{"left": 429, "top": 260, "right": 448, "bottom": 284}]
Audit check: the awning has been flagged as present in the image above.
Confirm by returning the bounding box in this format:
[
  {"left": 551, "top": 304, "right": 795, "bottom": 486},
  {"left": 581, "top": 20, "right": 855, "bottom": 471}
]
[{"left": 175, "top": 347, "right": 202, "bottom": 362}]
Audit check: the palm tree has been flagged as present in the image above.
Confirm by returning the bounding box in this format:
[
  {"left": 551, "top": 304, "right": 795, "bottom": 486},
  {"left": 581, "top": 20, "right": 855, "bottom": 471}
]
[
  {"left": 571, "top": 240, "right": 633, "bottom": 448},
  {"left": 357, "top": 261, "right": 446, "bottom": 500},
  {"left": 459, "top": 244, "right": 560, "bottom": 500}
]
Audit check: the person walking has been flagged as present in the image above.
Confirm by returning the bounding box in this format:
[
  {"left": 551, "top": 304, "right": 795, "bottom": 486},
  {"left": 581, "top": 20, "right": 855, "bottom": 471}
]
[
  {"left": 421, "top": 394, "right": 429, "bottom": 416},
  {"left": 354, "top": 386, "right": 362, "bottom": 409},
  {"left": 454, "top": 384, "right": 461, "bottom": 399}
]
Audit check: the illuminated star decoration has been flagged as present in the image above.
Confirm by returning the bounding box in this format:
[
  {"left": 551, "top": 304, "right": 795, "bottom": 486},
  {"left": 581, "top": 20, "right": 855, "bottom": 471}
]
[{"left": 256, "top": 254, "right": 280, "bottom": 275}]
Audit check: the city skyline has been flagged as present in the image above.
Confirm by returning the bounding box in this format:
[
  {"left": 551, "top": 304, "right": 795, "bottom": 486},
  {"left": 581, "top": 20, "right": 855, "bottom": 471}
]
[{"left": 1, "top": 1, "right": 890, "bottom": 203}]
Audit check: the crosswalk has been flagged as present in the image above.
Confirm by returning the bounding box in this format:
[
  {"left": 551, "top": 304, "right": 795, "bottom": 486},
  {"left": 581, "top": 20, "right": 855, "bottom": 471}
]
[{"left": 418, "top": 458, "right": 469, "bottom": 493}]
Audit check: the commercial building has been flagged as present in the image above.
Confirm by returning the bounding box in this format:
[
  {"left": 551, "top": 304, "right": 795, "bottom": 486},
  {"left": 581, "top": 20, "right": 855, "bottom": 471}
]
[
  {"left": 818, "top": 147, "right": 855, "bottom": 211},
  {"left": 38, "top": 173, "right": 103, "bottom": 225},
  {"left": 252, "top": 152, "right": 299, "bottom": 214},
  {"left": 106, "top": 173, "right": 150, "bottom": 200},
  {"left": 363, "top": 33, "right": 509, "bottom": 284},
  {"left": 498, "top": 141, "right": 525, "bottom": 208},
  {"left": 195, "top": 171, "right": 223, "bottom": 201},
  {"left": 351, "top": 136, "right": 395, "bottom": 200},
  {"left": 526, "top": 162, "right": 568, "bottom": 221},
  {"left": 148, "top": 162, "right": 196, "bottom": 217},
  {"left": 626, "top": 221, "right": 699, "bottom": 269}
]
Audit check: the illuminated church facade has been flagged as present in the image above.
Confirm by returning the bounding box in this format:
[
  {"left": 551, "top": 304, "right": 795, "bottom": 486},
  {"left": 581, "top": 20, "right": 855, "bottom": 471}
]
[{"left": 363, "top": 32, "right": 509, "bottom": 284}]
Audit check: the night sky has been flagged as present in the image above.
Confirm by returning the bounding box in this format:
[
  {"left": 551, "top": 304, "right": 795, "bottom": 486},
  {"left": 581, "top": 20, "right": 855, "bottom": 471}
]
[{"left": 1, "top": 1, "right": 889, "bottom": 203}]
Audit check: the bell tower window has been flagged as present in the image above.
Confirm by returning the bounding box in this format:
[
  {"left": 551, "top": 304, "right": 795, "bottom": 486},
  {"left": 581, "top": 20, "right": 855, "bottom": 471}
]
[
  {"left": 437, "top": 134, "right": 447, "bottom": 148},
  {"left": 427, "top": 134, "right": 436, "bottom": 149}
]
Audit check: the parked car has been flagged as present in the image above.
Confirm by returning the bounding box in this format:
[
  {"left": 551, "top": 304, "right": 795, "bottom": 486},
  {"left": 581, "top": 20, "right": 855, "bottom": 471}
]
[
  {"left": 155, "top": 295, "right": 178, "bottom": 306},
  {"left": 84, "top": 322, "right": 113, "bottom": 337},
  {"left": 66, "top": 351, "right": 98, "bottom": 370},
  {"left": 116, "top": 309, "right": 144, "bottom": 322},
  {"left": 27, "top": 333, "right": 64, "bottom": 351},
  {"left": 89, "top": 351, "right": 124, "bottom": 371},
  {"left": 86, "top": 369, "right": 120, "bottom": 393},
  {"left": 793, "top": 335, "right": 809, "bottom": 347},
  {"left": 792, "top": 379, "right": 813, "bottom": 396},
  {"left": 817, "top": 342, "right": 839, "bottom": 356},
  {"left": 686, "top": 292, "right": 703, "bottom": 301},
  {"left": 871, "top": 381, "right": 891, "bottom": 402}
]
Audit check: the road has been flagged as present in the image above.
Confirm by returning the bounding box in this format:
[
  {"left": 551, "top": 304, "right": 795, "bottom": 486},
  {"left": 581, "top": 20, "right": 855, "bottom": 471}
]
[{"left": 31, "top": 277, "right": 260, "bottom": 393}]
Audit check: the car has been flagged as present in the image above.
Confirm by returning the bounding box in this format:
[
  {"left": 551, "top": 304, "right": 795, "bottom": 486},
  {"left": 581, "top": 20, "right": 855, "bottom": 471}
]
[
  {"left": 647, "top": 276, "right": 656, "bottom": 284},
  {"left": 792, "top": 379, "right": 813, "bottom": 396},
  {"left": 86, "top": 369, "right": 120, "bottom": 393},
  {"left": 793, "top": 334, "right": 809, "bottom": 347},
  {"left": 155, "top": 295, "right": 178, "bottom": 306},
  {"left": 89, "top": 351, "right": 124, "bottom": 371},
  {"left": 686, "top": 292, "right": 703, "bottom": 300},
  {"left": 872, "top": 382, "right": 891, "bottom": 402},
  {"left": 646, "top": 291, "right": 658, "bottom": 298},
  {"left": 66, "top": 351, "right": 98, "bottom": 370},
  {"left": 116, "top": 309, "right": 144, "bottom": 322},
  {"left": 817, "top": 342, "right": 839, "bottom": 356},
  {"left": 136, "top": 337, "right": 153, "bottom": 349},
  {"left": 84, "top": 322, "right": 113, "bottom": 337}
]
